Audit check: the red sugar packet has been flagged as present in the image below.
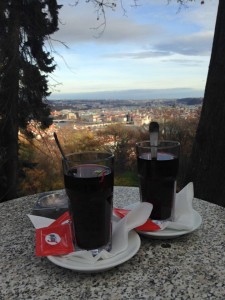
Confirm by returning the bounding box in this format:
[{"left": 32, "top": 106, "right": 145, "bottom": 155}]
[
  {"left": 35, "top": 212, "right": 74, "bottom": 256},
  {"left": 113, "top": 207, "right": 161, "bottom": 231},
  {"left": 49, "top": 211, "right": 72, "bottom": 227}
]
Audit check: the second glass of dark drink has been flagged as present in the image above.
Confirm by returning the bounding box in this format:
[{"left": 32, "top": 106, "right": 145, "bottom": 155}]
[
  {"left": 136, "top": 141, "right": 180, "bottom": 220},
  {"left": 62, "top": 152, "right": 114, "bottom": 256}
]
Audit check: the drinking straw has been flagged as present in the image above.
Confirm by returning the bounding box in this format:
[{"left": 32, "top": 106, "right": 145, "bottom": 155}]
[
  {"left": 53, "top": 132, "right": 67, "bottom": 161},
  {"left": 149, "top": 122, "right": 159, "bottom": 159}
]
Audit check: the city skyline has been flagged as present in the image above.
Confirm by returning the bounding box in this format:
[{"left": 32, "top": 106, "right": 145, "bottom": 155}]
[{"left": 49, "top": 0, "right": 218, "bottom": 100}]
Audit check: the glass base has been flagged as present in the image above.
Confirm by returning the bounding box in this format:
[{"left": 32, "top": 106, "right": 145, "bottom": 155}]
[{"left": 75, "top": 242, "right": 112, "bottom": 257}]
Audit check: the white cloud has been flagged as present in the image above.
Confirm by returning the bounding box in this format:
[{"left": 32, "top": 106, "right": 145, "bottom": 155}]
[
  {"left": 154, "top": 31, "right": 214, "bottom": 56},
  {"left": 103, "top": 50, "right": 172, "bottom": 59},
  {"left": 53, "top": 1, "right": 163, "bottom": 45},
  {"left": 49, "top": 0, "right": 219, "bottom": 98}
]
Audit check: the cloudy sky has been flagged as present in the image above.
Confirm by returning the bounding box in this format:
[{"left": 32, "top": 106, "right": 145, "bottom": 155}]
[{"left": 49, "top": 0, "right": 219, "bottom": 100}]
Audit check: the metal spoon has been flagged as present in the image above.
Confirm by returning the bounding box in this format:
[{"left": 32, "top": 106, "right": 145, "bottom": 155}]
[{"left": 149, "top": 121, "right": 159, "bottom": 159}]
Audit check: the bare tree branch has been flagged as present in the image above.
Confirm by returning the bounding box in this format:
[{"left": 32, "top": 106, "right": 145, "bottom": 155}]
[{"left": 69, "top": 0, "right": 140, "bottom": 36}]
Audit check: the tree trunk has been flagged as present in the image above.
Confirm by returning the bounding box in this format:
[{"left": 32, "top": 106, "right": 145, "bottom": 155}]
[
  {"left": 188, "top": 0, "right": 225, "bottom": 206},
  {"left": 0, "top": 3, "right": 20, "bottom": 201}
]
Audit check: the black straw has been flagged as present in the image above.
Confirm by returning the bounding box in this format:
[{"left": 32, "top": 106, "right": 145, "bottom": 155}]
[{"left": 53, "top": 132, "right": 67, "bottom": 160}]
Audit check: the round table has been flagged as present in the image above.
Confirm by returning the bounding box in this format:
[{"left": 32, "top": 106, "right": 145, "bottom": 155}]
[{"left": 1, "top": 186, "right": 225, "bottom": 300}]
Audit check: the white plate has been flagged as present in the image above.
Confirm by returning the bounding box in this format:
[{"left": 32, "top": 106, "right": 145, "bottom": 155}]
[
  {"left": 47, "top": 230, "right": 140, "bottom": 272},
  {"left": 125, "top": 203, "right": 202, "bottom": 239}
]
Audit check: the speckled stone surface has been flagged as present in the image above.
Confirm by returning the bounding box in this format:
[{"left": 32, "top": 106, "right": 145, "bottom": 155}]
[{"left": 1, "top": 186, "right": 225, "bottom": 300}]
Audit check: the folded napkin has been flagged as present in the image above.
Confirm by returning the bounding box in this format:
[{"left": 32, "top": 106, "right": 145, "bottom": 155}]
[
  {"left": 166, "top": 182, "right": 194, "bottom": 230},
  {"left": 28, "top": 202, "right": 152, "bottom": 263}
]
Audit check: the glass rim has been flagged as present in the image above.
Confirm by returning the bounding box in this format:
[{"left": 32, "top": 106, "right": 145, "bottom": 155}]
[
  {"left": 63, "top": 151, "right": 114, "bottom": 163},
  {"left": 136, "top": 140, "right": 180, "bottom": 150}
]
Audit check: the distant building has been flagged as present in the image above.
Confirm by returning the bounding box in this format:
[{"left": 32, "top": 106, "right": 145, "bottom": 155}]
[
  {"left": 67, "top": 112, "right": 77, "bottom": 120},
  {"left": 133, "top": 115, "right": 151, "bottom": 126},
  {"left": 80, "top": 113, "right": 101, "bottom": 123}
]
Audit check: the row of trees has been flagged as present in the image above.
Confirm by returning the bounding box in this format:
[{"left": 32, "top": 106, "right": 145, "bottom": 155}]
[{"left": 18, "top": 118, "right": 198, "bottom": 196}]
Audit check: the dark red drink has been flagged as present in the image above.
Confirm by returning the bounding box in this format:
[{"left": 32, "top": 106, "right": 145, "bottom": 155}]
[
  {"left": 137, "top": 152, "right": 179, "bottom": 220},
  {"left": 64, "top": 164, "right": 113, "bottom": 251}
]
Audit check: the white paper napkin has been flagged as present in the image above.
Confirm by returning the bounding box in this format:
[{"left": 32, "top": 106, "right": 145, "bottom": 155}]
[
  {"left": 27, "top": 215, "right": 54, "bottom": 229},
  {"left": 28, "top": 202, "right": 152, "bottom": 263},
  {"left": 165, "top": 182, "right": 194, "bottom": 231}
]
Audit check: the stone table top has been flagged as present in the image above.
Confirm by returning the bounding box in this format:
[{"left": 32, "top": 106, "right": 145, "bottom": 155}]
[{"left": 1, "top": 186, "right": 225, "bottom": 300}]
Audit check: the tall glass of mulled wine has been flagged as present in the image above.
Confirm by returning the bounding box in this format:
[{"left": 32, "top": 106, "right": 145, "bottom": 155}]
[
  {"left": 136, "top": 141, "right": 180, "bottom": 220},
  {"left": 62, "top": 152, "right": 114, "bottom": 256}
]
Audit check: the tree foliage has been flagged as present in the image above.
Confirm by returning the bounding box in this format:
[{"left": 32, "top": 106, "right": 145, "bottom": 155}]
[
  {"left": 98, "top": 124, "right": 144, "bottom": 174},
  {"left": 0, "top": 0, "right": 62, "bottom": 201}
]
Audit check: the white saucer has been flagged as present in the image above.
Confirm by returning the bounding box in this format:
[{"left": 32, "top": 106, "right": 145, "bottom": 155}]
[
  {"left": 47, "top": 230, "right": 140, "bottom": 272},
  {"left": 124, "top": 203, "right": 202, "bottom": 239}
]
